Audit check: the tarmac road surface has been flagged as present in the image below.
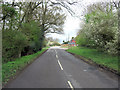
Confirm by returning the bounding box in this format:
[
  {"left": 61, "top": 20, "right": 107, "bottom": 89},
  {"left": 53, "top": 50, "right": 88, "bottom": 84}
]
[{"left": 5, "top": 46, "right": 118, "bottom": 89}]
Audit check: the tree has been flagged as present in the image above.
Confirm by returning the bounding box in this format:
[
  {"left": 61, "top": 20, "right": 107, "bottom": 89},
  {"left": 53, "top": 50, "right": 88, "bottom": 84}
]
[
  {"left": 21, "top": 21, "right": 43, "bottom": 55},
  {"left": 76, "top": 2, "right": 118, "bottom": 54},
  {"left": 2, "top": 29, "right": 27, "bottom": 63},
  {"left": 1, "top": 0, "right": 79, "bottom": 63},
  {"left": 112, "top": 1, "right": 120, "bottom": 55},
  {"left": 2, "top": 3, "right": 18, "bottom": 30},
  {"left": 32, "top": 1, "right": 66, "bottom": 34}
]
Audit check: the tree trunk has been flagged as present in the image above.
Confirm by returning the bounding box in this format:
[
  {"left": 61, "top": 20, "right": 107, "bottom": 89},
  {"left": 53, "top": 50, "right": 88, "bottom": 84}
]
[
  {"left": 2, "top": 19, "right": 5, "bottom": 30},
  {"left": 19, "top": 52, "right": 21, "bottom": 58}
]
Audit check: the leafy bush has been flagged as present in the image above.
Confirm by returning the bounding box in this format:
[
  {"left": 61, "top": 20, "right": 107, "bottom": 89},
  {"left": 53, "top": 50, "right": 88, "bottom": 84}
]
[
  {"left": 21, "top": 21, "right": 44, "bottom": 55},
  {"left": 2, "top": 29, "right": 27, "bottom": 63},
  {"left": 76, "top": 3, "right": 118, "bottom": 55}
]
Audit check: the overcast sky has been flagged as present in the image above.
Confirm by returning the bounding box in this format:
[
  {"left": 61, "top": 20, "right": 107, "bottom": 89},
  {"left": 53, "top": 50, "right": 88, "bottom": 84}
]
[
  {"left": 46, "top": 14, "right": 81, "bottom": 43},
  {"left": 47, "top": 0, "right": 116, "bottom": 43}
]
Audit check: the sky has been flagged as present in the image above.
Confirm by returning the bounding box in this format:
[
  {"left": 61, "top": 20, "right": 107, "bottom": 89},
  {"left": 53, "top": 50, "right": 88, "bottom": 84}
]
[
  {"left": 46, "top": 14, "right": 81, "bottom": 43},
  {"left": 47, "top": 0, "right": 113, "bottom": 44}
]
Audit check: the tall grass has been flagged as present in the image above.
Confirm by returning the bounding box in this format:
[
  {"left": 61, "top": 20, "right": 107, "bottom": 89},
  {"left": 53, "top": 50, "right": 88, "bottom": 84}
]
[{"left": 67, "top": 47, "right": 118, "bottom": 71}]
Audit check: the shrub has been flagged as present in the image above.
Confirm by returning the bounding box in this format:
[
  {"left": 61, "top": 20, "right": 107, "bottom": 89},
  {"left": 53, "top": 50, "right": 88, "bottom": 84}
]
[
  {"left": 76, "top": 3, "right": 118, "bottom": 55},
  {"left": 2, "top": 29, "right": 27, "bottom": 63}
]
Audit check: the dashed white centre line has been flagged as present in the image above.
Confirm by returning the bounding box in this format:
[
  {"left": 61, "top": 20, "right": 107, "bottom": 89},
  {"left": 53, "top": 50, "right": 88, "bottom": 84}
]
[
  {"left": 55, "top": 50, "right": 57, "bottom": 54},
  {"left": 56, "top": 54, "right": 58, "bottom": 58},
  {"left": 57, "top": 60, "right": 63, "bottom": 70},
  {"left": 55, "top": 50, "right": 73, "bottom": 89},
  {"left": 55, "top": 49, "right": 74, "bottom": 89},
  {"left": 83, "top": 70, "right": 87, "bottom": 72},
  {"left": 68, "top": 81, "right": 74, "bottom": 90}
]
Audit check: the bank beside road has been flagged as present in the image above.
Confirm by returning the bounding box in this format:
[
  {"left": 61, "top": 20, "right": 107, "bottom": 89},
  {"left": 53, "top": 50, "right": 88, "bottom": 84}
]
[
  {"left": 66, "top": 46, "right": 119, "bottom": 75},
  {"left": 2, "top": 47, "right": 49, "bottom": 87}
]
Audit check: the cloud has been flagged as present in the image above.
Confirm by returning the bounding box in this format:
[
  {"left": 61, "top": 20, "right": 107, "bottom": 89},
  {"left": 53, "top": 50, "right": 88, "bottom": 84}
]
[{"left": 49, "top": 15, "right": 80, "bottom": 43}]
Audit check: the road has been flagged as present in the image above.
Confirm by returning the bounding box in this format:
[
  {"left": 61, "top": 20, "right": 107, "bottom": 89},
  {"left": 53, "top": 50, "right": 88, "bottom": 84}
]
[{"left": 5, "top": 46, "right": 118, "bottom": 88}]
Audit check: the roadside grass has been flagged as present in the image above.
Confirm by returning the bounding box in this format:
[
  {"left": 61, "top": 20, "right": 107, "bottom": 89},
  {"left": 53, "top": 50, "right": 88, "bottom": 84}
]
[
  {"left": 2, "top": 47, "right": 49, "bottom": 85},
  {"left": 60, "top": 45, "right": 69, "bottom": 48},
  {"left": 67, "top": 46, "right": 118, "bottom": 71}
]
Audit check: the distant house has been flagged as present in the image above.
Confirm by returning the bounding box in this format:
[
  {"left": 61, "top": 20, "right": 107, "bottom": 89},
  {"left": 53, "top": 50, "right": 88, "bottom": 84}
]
[{"left": 68, "top": 39, "right": 76, "bottom": 46}]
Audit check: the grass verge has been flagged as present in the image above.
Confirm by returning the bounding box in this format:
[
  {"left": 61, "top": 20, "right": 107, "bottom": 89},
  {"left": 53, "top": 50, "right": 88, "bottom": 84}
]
[
  {"left": 60, "top": 46, "right": 69, "bottom": 48},
  {"left": 2, "top": 47, "right": 49, "bottom": 86},
  {"left": 67, "top": 46, "right": 118, "bottom": 74}
]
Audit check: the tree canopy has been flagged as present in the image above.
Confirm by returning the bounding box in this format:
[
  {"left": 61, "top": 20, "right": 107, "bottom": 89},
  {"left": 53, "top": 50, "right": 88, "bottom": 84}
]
[
  {"left": 75, "top": 2, "right": 119, "bottom": 55},
  {"left": 1, "top": 1, "right": 67, "bottom": 63}
]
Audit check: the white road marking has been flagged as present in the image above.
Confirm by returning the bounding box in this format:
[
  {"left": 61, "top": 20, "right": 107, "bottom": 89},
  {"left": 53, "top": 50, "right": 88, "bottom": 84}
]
[
  {"left": 68, "top": 81, "right": 74, "bottom": 90},
  {"left": 83, "top": 70, "right": 87, "bottom": 72},
  {"left": 56, "top": 54, "right": 58, "bottom": 58},
  {"left": 57, "top": 60, "right": 63, "bottom": 70},
  {"left": 55, "top": 50, "right": 57, "bottom": 54}
]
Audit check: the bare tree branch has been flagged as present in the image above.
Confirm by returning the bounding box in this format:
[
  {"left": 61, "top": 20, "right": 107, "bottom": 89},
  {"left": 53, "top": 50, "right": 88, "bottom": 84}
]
[
  {"left": 66, "top": 1, "right": 77, "bottom": 5},
  {"left": 50, "top": 1, "right": 76, "bottom": 16},
  {"left": 113, "top": 1, "right": 120, "bottom": 9}
]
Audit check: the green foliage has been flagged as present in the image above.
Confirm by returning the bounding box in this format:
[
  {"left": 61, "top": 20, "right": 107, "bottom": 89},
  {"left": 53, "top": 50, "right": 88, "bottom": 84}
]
[
  {"left": 21, "top": 21, "right": 43, "bottom": 53},
  {"left": 2, "top": 21, "right": 44, "bottom": 63},
  {"left": 67, "top": 47, "right": 118, "bottom": 71},
  {"left": 75, "top": 32, "right": 89, "bottom": 47},
  {"left": 1, "top": 2, "right": 65, "bottom": 64},
  {"left": 76, "top": 3, "right": 118, "bottom": 55},
  {"left": 2, "top": 4, "right": 17, "bottom": 18},
  {"left": 63, "top": 41, "right": 69, "bottom": 44},
  {"left": 42, "top": 39, "right": 48, "bottom": 47},
  {"left": 2, "top": 30, "right": 27, "bottom": 63}
]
